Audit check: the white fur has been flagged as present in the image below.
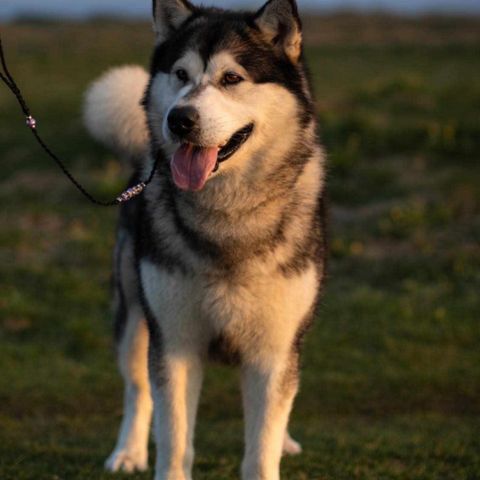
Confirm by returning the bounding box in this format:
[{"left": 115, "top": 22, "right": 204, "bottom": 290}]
[
  {"left": 83, "top": 66, "right": 150, "bottom": 163},
  {"left": 137, "top": 252, "right": 318, "bottom": 479},
  {"left": 147, "top": 50, "right": 303, "bottom": 189},
  {"left": 141, "top": 260, "right": 206, "bottom": 480},
  {"left": 105, "top": 236, "right": 153, "bottom": 473},
  {"left": 105, "top": 308, "right": 152, "bottom": 473}
]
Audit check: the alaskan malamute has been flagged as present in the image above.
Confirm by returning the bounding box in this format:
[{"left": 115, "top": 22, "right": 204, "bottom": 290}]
[{"left": 84, "top": 0, "right": 326, "bottom": 478}]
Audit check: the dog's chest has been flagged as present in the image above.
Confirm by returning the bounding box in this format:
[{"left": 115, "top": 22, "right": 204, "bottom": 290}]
[{"left": 140, "top": 257, "right": 318, "bottom": 357}]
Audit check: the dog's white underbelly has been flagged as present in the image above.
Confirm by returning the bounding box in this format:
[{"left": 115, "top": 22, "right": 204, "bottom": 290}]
[{"left": 140, "top": 258, "right": 318, "bottom": 365}]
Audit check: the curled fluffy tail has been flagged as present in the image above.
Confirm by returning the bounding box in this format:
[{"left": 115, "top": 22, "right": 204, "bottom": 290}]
[{"left": 83, "top": 66, "right": 150, "bottom": 165}]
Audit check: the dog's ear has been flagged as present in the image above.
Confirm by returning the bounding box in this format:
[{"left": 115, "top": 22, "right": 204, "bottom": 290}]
[
  {"left": 152, "top": 0, "right": 195, "bottom": 41},
  {"left": 254, "top": 0, "right": 302, "bottom": 63}
]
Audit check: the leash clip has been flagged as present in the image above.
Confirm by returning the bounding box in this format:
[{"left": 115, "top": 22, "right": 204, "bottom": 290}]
[{"left": 116, "top": 182, "right": 147, "bottom": 204}]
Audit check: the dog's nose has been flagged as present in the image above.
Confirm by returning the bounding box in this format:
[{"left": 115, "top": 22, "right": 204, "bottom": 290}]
[{"left": 168, "top": 107, "right": 200, "bottom": 137}]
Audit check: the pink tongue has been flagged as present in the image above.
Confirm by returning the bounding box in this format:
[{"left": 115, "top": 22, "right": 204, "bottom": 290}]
[{"left": 171, "top": 144, "right": 219, "bottom": 191}]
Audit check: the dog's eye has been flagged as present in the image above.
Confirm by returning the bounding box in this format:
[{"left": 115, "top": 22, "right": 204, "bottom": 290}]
[
  {"left": 222, "top": 72, "right": 244, "bottom": 86},
  {"left": 175, "top": 69, "right": 189, "bottom": 84}
]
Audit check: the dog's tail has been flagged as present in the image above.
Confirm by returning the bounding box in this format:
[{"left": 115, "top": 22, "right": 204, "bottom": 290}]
[{"left": 83, "top": 66, "right": 150, "bottom": 166}]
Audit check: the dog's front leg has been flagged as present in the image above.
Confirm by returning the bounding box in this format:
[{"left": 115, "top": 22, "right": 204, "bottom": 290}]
[
  {"left": 241, "top": 355, "right": 299, "bottom": 480},
  {"left": 150, "top": 353, "right": 203, "bottom": 480}
]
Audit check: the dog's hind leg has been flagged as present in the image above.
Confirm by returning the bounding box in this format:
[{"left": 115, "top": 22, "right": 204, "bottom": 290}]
[
  {"left": 105, "top": 232, "right": 153, "bottom": 473},
  {"left": 283, "top": 430, "right": 302, "bottom": 456},
  {"left": 105, "top": 308, "right": 152, "bottom": 473}
]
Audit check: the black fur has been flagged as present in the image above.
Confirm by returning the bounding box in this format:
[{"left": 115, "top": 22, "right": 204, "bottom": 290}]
[
  {"left": 135, "top": 240, "right": 165, "bottom": 386},
  {"left": 113, "top": 233, "right": 128, "bottom": 342},
  {"left": 208, "top": 334, "right": 242, "bottom": 365}
]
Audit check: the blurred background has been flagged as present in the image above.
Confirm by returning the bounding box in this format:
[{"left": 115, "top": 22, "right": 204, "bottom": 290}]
[
  {"left": 1, "top": 0, "right": 480, "bottom": 18},
  {"left": 0, "top": 1, "right": 479, "bottom": 479}
]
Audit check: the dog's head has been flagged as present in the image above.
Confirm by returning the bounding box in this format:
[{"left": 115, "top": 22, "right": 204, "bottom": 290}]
[{"left": 145, "top": 0, "right": 314, "bottom": 192}]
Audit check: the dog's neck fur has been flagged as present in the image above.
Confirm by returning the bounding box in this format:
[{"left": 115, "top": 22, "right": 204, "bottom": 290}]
[{"left": 145, "top": 124, "right": 323, "bottom": 268}]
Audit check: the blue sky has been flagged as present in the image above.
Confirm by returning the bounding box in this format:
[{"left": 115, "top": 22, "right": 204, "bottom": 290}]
[{"left": 1, "top": 0, "right": 479, "bottom": 20}]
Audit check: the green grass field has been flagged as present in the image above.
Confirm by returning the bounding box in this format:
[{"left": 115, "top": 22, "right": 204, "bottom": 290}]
[{"left": 0, "top": 16, "right": 479, "bottom": 480}]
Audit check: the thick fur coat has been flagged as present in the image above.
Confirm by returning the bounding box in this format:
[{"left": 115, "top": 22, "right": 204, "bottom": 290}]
[{"left": 84, "top": 1, "right": 326, "bottom": 479}]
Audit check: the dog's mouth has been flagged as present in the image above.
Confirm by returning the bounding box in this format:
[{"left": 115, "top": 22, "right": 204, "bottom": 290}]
[
  {"left": 217, "top": 123, "right": 254, "bottom": 165},
  {"left": 170, "top": 123, "right": 254, "bottom": 192}
]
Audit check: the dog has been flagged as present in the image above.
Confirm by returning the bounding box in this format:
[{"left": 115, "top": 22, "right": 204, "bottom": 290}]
[{"left": 83, "top": 0, "right": 326, "bottom": 478}]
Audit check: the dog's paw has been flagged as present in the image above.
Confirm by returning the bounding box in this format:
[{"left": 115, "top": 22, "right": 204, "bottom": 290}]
[
  {"left": 105, "top": 448, "right": 148, "bottom": 473},
  {"left": 282, "top": 433, "right": 302, "bottom": 456}
]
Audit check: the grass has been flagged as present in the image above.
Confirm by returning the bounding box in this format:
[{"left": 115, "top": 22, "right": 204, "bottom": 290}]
[{"left": 0, "top": 15, "right": 479, "bottom": 479}]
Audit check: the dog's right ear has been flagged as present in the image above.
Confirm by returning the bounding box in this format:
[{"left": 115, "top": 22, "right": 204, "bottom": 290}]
[{"left": 152, "top": 0, "right": 195, "bottom": 41}]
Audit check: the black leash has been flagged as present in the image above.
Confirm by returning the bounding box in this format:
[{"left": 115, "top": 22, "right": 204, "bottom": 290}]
[{"left": 0, "top": 34, "right": 158, "bottom": 206}]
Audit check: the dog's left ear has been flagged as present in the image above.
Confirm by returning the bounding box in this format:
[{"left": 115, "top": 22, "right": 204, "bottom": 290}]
[
  {"left": 254, "top": 0, "right": 303, "bottom": 63},
  {"left": 152, "top": 0, "right": 195, "bottom": 41}
]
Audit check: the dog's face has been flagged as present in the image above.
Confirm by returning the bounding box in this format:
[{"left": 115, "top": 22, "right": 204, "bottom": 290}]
[{"left": 145, "top": 0, "right": 313, "bottom": 192}]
